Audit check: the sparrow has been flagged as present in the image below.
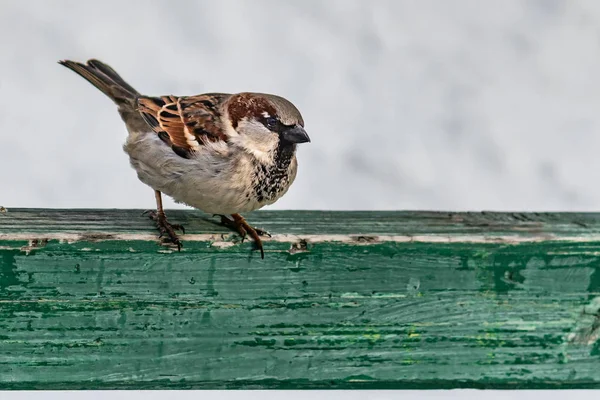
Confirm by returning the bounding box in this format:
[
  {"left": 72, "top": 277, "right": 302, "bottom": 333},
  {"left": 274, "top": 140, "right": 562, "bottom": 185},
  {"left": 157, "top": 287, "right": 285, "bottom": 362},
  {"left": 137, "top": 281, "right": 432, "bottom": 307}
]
[{"left": 58, "top": 59, "right": 310, "bottom": 258}]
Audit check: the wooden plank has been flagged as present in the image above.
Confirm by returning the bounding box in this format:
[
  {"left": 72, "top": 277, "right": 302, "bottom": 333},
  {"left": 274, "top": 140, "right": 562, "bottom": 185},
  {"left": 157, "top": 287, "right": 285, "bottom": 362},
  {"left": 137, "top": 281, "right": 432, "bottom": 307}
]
[{"left": 0, "top": 208, "right": 600, "bottom": 389}]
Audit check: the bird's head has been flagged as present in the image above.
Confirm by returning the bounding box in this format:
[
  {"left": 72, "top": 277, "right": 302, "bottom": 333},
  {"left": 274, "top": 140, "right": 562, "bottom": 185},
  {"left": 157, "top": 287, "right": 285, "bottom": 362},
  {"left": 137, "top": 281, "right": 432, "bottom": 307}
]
[{"left": 224, "top": 92, "right": 310, "bottom": 163}]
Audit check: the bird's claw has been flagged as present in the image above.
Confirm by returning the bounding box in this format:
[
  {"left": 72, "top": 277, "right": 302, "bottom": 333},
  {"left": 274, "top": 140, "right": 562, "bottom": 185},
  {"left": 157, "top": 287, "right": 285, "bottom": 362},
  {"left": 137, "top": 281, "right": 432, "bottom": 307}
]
[
  {"left": 218, "top": 214, "right": 266, "bottom": 258},
  {"left": 254, "top": 228, "right": 271, "bottom": 238},
  {"left": 146, "top": 210, "right": 185, "bottom": 251}
]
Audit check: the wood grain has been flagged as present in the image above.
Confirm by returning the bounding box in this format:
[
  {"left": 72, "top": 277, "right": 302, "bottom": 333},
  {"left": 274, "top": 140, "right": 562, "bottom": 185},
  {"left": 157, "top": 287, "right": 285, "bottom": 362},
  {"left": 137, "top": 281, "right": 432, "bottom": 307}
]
[{"left": 1, "top": 209, "right": 600, "bottom": 389}]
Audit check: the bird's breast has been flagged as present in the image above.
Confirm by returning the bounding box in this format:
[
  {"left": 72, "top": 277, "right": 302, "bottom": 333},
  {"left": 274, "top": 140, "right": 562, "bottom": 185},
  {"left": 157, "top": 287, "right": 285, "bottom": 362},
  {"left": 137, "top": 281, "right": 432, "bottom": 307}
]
[
  {"left": 123, "top": 131, "right": 298, "bottom": 214},
  {"left": 251, "top": 147, "right": 298, "bottom": 206}
]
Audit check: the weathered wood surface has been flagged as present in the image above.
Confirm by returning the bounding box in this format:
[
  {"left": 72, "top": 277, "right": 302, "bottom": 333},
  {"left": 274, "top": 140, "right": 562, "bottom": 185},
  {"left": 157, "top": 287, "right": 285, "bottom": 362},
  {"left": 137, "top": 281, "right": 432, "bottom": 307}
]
[{"left": 1, "top": 208, "right": 600, "bottom": 389}]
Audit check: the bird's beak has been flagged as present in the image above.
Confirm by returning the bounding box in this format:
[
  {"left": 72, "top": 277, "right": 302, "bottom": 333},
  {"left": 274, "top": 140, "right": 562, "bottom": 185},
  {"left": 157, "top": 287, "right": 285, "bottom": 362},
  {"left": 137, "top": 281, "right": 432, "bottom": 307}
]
[{"left": 281, "top": 125, "right": 311, "bottom": 144}]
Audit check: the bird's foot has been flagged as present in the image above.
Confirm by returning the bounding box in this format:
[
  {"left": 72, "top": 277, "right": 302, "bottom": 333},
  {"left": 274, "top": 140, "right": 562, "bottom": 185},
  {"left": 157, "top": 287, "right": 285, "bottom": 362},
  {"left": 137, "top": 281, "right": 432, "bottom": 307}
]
[
  {"left": 218, "top": 214, "right": 270, "bottom": 258},
  {"left": 144, "top": 210, "right": 185, "bottom": 251}
]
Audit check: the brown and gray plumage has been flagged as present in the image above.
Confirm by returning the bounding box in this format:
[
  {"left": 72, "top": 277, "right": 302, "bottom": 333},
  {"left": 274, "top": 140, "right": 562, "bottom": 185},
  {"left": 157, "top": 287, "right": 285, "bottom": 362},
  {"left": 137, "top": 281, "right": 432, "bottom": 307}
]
[{"left": 59, "top": 59, "right": 310, "bottom": 257}]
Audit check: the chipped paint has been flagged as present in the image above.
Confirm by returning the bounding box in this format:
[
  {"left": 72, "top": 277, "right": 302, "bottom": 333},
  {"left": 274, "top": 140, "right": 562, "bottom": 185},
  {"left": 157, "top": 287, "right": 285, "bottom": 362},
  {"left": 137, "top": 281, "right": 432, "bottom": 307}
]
[
  {"left": 3, "top": 232, "right": 600, "bottom": 245},
  {"left": 289, "top": 239, "right": 309, "bottom": 254},
  {"left": 211, "top": 241, "right": 236, "bottom": 249},
  {"left": 19, "top": 238, "right": 48, "bottom": 255},
  {"left": 1, "top": 209, "right": 600, "bottom": 389}
]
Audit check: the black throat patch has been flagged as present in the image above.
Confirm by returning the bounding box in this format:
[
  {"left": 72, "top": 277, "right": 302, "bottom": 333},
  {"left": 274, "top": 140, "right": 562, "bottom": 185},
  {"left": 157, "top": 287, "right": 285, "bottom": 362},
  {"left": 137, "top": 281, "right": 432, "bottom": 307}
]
[{"left": 253, "top": 142, "right": 296, "bottom": 203}]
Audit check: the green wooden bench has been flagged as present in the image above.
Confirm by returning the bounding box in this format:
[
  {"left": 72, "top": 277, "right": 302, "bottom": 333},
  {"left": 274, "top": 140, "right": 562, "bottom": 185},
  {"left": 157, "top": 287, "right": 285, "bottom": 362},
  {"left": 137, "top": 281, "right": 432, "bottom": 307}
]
[{"left": 1, "top": 208, "right": 599, "bottom": 389}]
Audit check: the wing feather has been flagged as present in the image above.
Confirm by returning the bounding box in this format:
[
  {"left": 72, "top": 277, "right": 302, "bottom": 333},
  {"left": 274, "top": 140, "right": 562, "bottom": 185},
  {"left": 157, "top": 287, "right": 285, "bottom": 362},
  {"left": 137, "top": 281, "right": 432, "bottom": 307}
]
[{"left": 137, "top": 94, "right": 230, "bottom": 158}]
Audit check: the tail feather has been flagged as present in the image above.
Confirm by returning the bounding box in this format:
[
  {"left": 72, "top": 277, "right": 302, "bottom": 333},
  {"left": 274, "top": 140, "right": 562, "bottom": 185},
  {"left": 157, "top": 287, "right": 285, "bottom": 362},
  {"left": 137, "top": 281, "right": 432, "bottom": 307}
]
[
  {"left": 58, "top": 59, "right": 139, "bottom": 105},
  {"left": 60, "top": 59, "right": 151, "bottom": 132}
]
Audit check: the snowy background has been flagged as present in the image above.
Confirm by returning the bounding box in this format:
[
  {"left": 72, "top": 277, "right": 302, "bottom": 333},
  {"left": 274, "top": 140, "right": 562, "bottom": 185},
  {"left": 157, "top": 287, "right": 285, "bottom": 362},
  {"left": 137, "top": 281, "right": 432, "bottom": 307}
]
[
  {"left": 2, "top": 1, "right": 600, "bottom": 398},
  {"left": 2, "top": 0, "right": 600, "bottom": 212}
]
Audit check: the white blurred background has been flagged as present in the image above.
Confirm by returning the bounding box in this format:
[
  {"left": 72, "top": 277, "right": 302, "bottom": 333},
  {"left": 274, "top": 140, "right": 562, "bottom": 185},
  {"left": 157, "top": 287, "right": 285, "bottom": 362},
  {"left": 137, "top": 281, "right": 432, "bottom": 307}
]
[
  {"left": 2, "top": 2, "right": 599, "bottom": 397},
  {"left": 2, "top": 0, "right": 600, "bottom": 211}
]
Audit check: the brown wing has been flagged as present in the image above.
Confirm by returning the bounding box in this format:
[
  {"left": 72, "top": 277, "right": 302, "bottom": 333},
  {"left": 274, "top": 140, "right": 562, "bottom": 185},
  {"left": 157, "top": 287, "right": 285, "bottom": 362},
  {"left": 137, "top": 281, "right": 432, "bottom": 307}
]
[{"left": 137, "top": 93, "right": 230, "bottom": 159}]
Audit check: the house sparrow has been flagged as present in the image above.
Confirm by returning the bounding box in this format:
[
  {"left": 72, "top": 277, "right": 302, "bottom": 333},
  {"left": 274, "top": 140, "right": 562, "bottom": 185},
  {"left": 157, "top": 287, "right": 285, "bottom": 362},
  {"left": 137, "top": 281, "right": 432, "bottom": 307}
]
[{"left": 58, "top": 59, "right": 310, "bottom": 258}]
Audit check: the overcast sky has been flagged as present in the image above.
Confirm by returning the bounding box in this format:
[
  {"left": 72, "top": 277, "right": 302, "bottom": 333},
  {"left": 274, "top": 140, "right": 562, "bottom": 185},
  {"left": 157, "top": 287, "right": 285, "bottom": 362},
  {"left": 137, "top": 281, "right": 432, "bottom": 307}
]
[{"left": 2, "top": 0, "right": 600, "bottom": 212}]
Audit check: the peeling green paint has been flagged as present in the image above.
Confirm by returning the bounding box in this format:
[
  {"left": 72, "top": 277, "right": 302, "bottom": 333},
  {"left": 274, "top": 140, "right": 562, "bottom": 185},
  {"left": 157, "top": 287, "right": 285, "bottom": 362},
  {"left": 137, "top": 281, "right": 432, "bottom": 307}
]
[{"left": 2, "top": 209, "right": 600, "bottom": 389}]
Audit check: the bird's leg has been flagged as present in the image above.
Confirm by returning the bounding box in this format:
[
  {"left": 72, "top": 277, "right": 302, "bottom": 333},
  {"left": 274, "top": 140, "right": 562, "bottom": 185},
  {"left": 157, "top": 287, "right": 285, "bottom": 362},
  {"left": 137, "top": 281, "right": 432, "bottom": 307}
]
[
  {"left": 144, "top": 190, "right": 185, "bottom": 251},
  {"left": 219, "top": 213, "right": 270, "bottom": 259}
]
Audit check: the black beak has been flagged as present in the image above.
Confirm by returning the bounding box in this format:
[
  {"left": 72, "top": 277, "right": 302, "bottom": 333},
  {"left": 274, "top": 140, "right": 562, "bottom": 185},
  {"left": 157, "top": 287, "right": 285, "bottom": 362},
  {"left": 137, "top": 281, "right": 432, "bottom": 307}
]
[{"left": 281, "top": 125, "right": 311, "bottom": 144}]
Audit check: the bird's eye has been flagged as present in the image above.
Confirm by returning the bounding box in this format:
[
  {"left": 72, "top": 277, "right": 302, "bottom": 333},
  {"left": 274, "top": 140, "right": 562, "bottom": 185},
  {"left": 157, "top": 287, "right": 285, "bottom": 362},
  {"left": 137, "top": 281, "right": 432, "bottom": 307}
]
[{"left": 265, "top": 117, "right": 279, "bottom": 130}]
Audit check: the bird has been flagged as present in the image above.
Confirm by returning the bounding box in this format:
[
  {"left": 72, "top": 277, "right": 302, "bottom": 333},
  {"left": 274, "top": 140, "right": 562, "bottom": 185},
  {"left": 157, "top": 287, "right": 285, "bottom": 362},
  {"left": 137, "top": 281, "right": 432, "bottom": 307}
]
[{"left": 58, "top": 59, "right": 310, "bottom": 258}]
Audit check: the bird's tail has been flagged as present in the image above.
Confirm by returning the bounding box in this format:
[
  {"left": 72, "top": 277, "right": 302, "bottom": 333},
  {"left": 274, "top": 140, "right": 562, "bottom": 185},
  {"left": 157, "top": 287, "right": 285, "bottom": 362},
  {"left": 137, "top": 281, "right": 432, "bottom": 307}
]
[{"left": 58, "top": 59, "right": 140, "bottom": 106}]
